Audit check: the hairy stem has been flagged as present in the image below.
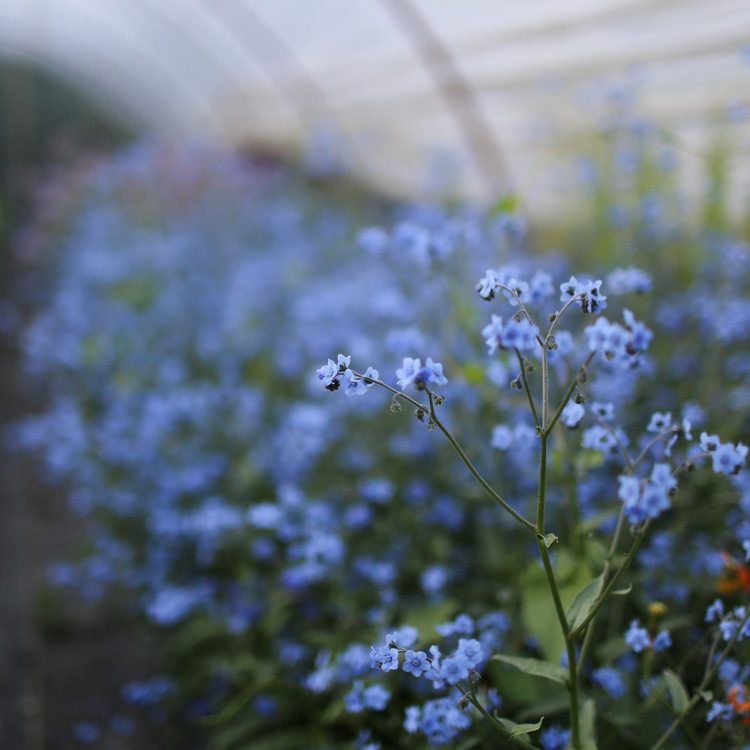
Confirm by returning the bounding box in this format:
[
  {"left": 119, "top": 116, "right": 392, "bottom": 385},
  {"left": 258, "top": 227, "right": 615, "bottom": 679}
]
[
  {"left": 425, "top": 391, "right": 537, "bottom": 533},
  {"left": 535, "top": 360, "right": 581, "bottom": 747},
  {"left": 515, "top": 348, "right": 540, "bottom": 429}
]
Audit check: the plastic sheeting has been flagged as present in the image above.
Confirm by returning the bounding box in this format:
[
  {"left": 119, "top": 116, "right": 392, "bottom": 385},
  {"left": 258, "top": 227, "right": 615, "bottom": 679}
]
[{"left": 2, "top": 0, "right": 750, "bottom": 212}]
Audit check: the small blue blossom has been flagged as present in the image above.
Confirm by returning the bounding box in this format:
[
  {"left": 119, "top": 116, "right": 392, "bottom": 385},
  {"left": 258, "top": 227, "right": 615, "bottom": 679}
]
[
  {"left": 584, "top": 318, "right": 628, "bottom": 356},
  {"left": 317, "top": 354, "right": 350, "bottom": 390},
  {"left": 456, "top": 638, "right": 484, "bottom": 668},
  {"left": 476, "top": 269, "right": 502, "bottom": 300},
  {"left": 73, "top": 722, "right": 100, "bottom": 744},
  {"left": 623, "top": 309, "right": 653, "bottom": 352},
  {"left": 618, "top": 475, "right": 641, "bottom": 505},
  {"left": 652, "top": 630, "right": 672, "bottom": 652},
  {"left": 404, "top": 705, "right": 421, "bottom": 733},
  {"left": 607, "top": 267, "right": 652, "bottom": 294},
  {"left": 492, "top": 423, "right": 538, "bottom": 456},
  {"left": 619, "top": 475, "right": 670, "bottom": 525},
  {"left": 357, "top": 226, "right": 389, "bottom": 255},
  {"left": 370, "top": 645, "right": 399, "bottom": 672},
  {"left": 582, "top": 424, "right": 619, "bottom": 454},
  {"left": 420, "top": 565, "right": 448, "bottom": 594},
  {"left": 386, "top": 625, "right": 418, "bottom": 648},
  {"left": 625, "top": 620, "right": 651, "bottom": 653},
  {"left": 650, "top": 463, "right": 677, "bottom": 492},
  {"left": 402, "top": 650, "right": 431, "bottom": 677},
  {"left": 647, "top": 412, "right": 672, "bottom": 433},
  {"left": 486, "top": 687, "right": 502, "bottom": 709},
  {"left": 706, "top": 701, "right": 734, "bottom": 722},
  {"left": 720, "top": 619, "right": 739, "bottom": 641},
  {"left": 541, "top": 724, "right": 572, "bottom": 750},
  {"left": 719, "top": 659, "right": 741, "bottom": 683},
  {"left": 591, "top": 401, "right": 614, "bottom": 421},
  {"left": 711, "top": 442, "right": 748, "bottom": 476},
  {"left": 345, "top": 681, "right": 391, "bottom": 712},
  {"left": 363, "top": 684, "right": 391, "bottom": 711},
  {"left": 342, "top": 367, "right": 379, "bottom": 397},
  {"left": 481, "top": 315, "right": 504, "bottom": 355},
  {"left": 592, "top": 666, "right": 626, "bottom": 698},
  {"left": 396, "top": 357, "right": 447, "bottom": 390},
  {"left": 529, "top": 271, "right": 554, "bottom": 302},
  {"left": 639, "top": 484, "right": 671, "bottom": 522},
  {"left": 436, "top": 613, "right": 475, "bottom": 637},
  {"left": 561, "top": 402, "right": 585, "bottom": 428},
  {"left": 560, "top": 276, "right": 607, "bottom": 313},
  {"left": 415, "top": 697, "right": 472, "bottom": 744},
  {"left": 705, "top": 599, "right": 725, "bottom": 623},
  {"left": 482, "top": 315, "right": 539, "bottom": 354},
  {"left": 440, "top": 655, "right": 470, "bottom": 684},
  {"left": 500, "top": 318, "right": 540, "bottom": 352},
  {"left": 502, "top": 277, "right": 530, "bottom": 306},
  {"left": 700, "top": 432, "right": 720, "bottom": 452}
]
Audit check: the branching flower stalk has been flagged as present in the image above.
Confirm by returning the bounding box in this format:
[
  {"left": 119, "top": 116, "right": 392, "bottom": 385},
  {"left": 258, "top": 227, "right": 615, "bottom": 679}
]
[{"left": 317, "top": 270, "right": 749, "bottom": 749}]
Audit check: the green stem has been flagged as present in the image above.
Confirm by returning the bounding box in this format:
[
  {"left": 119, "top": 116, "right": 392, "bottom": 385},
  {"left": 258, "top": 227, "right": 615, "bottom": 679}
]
[
  {"left": 546, "top": 353, "right": 596, "bottom": 434},
  {"left": 650, "top": 606, "right": 750, "bottom": 750},
  {"left": 515, "top": 348, "right": 540, "bottom": 430},
  {"left": 467, "top": 693, "right": 512, "bottom": 740},
  {"left": 426, "top": 392, "right": 537, "bottom": 533},
  {"left": 357, "top": 373, "right": 428, "bottom": 413},
  {"left": 535, "top": 355, "right": 580, "bottom": 747},
  {"left": 541, "top": 346, "right": 550, "bottom": 429},
  {"left": 536, "top": 435, "right": 548, "bottom": 531},
  {"left": 537, "top": 540, "right": 580, "bottom": 748}
]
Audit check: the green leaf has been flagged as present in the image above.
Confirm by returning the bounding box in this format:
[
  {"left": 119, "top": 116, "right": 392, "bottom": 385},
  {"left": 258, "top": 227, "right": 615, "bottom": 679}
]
[
  {"left": 518, "top": 692, "right": 570, "bottom": 721},
  {"left": 491, "top": 655, "right": 569, "bottom": 685},
  {"left": 490, "top": 661, "right": 564, "bottom": 705},
  {"left": 566, "top": 574, "right": 604, "bottom": 632},
  {"left": 580, "top": 699, "right": 598, "bottom": 750},
  {"left": 611, "top": 583, "right": 633, "bottom": 596},
  {"left": 539, "top": 532, "right": 559, "bottom": 548},
  {"left": 663, "top": 669, "right": 690, "bottom": 714},
  {"left": 509, "top": 717, "right": 544, "bottom": 737},
  {"left": 520, "top": 551, "right": 592, "bottom": 660},
  {"left": 496, "top": 716, "right": 543, "bottom": 747}
]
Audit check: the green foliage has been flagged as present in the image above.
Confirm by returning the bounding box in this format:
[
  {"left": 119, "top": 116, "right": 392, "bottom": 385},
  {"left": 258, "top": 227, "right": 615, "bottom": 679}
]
[
  {"left": 491, "top": 655, "right": 568, "bottom": 686},
  {"left": 566, "top": 574, "right": 604, "bottom": 632}
]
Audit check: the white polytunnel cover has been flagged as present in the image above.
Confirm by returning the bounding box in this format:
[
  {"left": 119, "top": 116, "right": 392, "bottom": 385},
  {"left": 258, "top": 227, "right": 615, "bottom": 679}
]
[{"left": 2, "top": 0, "right": 750, "bottom": 213}]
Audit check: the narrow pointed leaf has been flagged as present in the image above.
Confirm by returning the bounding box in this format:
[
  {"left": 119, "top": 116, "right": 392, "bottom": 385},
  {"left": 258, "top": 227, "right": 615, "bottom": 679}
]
[
  {"left": 566, "top": 574, "right": 605, "bottom": 631},
  {"left": 539, "top": 532, "right": 558, "bottom": 548},
  {"left": 611, "top": 583, "right": 633, "bottom": 596},
  {"left": 496, "top": 716, "right": 543, "bottom": 746},
  {"left": 663, "top": 669, "right": 690, "bottom": 714},
  {"left": 491, "top": 655, "right": 568, "bottom": 685}
]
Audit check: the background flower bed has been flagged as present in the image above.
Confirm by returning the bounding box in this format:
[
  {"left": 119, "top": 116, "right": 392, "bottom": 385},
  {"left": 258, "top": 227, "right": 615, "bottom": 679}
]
[{"left": 9, "top": 115, "right": 750, "bottom": 749}]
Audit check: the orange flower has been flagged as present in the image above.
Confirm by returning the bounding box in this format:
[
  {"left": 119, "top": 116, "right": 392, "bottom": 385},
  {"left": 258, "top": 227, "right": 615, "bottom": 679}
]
[
  {"left": 717, "top": 552, "right": 750, "bottom": 594},
  {"left": 727, "top": 685, "right": 750, "bottom": 724}
]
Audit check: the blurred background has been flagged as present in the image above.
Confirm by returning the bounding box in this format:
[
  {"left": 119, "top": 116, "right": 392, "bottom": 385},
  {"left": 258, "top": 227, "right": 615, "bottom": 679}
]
[{"left": 1, "top": 2, "right": 750, "bottom": 749}]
